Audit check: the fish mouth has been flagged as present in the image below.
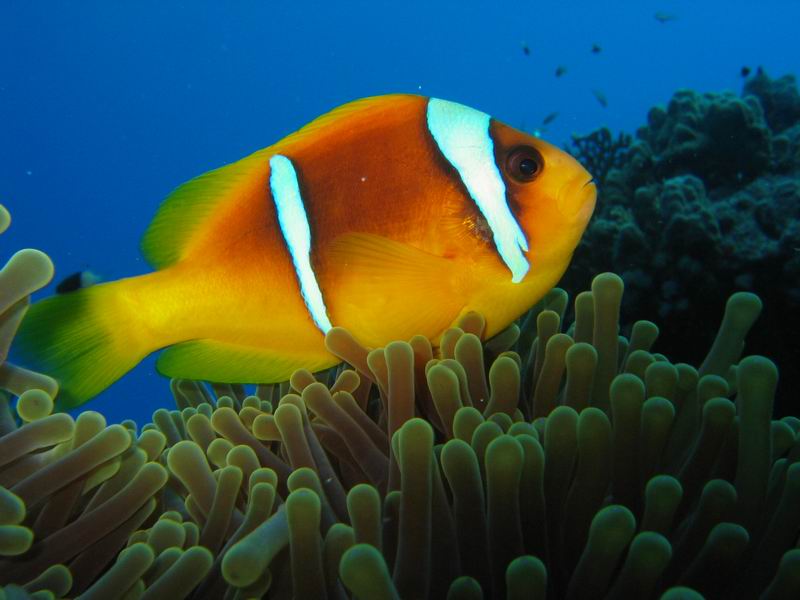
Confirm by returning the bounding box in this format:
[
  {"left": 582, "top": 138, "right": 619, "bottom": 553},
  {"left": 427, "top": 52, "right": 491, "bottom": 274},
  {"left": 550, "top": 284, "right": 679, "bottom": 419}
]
[{"left": 557, "top": 175, "right": 597, "bottom": 221}]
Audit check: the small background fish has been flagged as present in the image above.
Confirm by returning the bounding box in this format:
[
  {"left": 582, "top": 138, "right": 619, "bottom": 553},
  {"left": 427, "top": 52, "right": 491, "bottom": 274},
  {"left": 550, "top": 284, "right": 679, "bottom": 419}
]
[
  {"left": 542, "top": 112, "right": 559, "bottom": 125},
  {"left": 592, "top": 89, "right": 608, "bottom": 107},
  {"left": 55, "top": 270, "right": 101, "bottom": 294},
  {"left": 655, "top": 11, "right": 678, "bottom": 23}
]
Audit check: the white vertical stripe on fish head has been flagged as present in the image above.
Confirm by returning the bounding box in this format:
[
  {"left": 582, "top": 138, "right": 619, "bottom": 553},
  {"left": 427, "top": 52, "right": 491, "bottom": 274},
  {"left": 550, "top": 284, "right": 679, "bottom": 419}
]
[
  {"left": 269, "top": 154, "right": 333, "bottom": 333},
  {"left": 426, "top": 97, "right": 530, "bottom": 283}
]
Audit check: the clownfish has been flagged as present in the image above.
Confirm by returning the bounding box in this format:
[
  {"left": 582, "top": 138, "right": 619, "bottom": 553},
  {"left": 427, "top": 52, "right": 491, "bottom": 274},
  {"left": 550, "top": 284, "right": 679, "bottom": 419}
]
[{"left": 16, "top": 94, "right": 596, "bottom": 407}]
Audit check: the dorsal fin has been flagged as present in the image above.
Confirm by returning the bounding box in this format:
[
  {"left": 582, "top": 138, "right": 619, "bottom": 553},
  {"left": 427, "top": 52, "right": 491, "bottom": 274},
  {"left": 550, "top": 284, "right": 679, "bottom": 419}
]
[
  {"left": 140, "top": 94, "right": 420, "bottom": 269},
  {"left": 140, "top": 155, "right": 264, "bottom": 268}
]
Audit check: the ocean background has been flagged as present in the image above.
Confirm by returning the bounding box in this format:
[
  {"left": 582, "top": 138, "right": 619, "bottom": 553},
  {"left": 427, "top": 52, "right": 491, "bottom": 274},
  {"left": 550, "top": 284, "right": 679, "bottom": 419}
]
[{"left": 2, "top": 0, "right": 798, "bottom": 426}]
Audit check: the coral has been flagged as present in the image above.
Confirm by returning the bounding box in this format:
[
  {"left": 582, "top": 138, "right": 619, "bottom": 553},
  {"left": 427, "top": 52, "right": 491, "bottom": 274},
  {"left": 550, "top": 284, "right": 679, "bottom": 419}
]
[
  {"left": 567, "top": 127, "right": 632, "bottom": 187},
  {"left": 1, "top": 258, "right": 798, "bottom": 598},
  {"left": 744, "top": 70, "right": 800, "bottom": 134},
  {"left": 563, "top": 73, "right": 800, "bottom": 416},
  {"left": 637, "top": 89, "right": 771, "bottom": 185}
]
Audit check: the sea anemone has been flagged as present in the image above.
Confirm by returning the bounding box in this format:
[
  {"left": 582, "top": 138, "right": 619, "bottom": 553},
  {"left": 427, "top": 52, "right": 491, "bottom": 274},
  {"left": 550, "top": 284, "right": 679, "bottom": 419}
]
[
  {"left": 0, "top": 204, "right": 58, "bottom": 402},
  {"left": 1, "top": 202, "right": 798, "bottom": 599}
]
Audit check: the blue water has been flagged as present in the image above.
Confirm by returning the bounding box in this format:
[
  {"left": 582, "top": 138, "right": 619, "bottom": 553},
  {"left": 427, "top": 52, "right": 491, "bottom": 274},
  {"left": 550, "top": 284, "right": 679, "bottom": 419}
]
[{"left": 2, "top": 0, "right": 798, "bottom": 425}]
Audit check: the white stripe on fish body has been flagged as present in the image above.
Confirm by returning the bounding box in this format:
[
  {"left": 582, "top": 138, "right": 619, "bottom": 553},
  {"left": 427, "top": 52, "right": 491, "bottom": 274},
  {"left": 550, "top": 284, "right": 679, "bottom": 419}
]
[
  {"left": 426, "top": 97, "right": 530, "bottom": 283},
  {"left": 269, "top": 154, "right": 333, "bottom": 334}
]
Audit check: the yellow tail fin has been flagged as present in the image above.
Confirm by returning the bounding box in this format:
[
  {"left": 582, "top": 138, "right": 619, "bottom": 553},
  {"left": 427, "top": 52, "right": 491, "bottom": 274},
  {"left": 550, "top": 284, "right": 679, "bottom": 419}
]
[{"left": 14, "top": 280, "right": 151, "bottom": 409}]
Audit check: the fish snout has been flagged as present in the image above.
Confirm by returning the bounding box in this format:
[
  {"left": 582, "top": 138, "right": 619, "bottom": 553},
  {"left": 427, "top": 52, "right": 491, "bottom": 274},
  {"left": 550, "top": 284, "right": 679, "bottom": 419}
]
[{"left": 557, "top": 175, "right": 597, "bottom": 222}]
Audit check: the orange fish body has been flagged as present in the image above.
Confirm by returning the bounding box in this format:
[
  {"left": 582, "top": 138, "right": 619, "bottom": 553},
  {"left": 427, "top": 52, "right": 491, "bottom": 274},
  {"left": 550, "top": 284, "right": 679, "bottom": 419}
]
[{"left": 16, "top": 94, "right": 596, "bottom": 406}]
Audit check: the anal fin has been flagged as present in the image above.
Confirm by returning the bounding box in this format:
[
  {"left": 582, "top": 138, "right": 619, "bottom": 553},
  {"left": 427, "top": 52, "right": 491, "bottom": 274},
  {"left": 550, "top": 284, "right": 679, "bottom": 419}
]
[{"left": 156, "top": 339, "right": 337, "bottom": 384}]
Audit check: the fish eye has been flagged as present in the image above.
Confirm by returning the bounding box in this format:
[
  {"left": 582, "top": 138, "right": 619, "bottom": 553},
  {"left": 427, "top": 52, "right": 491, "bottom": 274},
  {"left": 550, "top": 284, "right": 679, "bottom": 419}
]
[{"left": 506, "top": 146, "right": 543, "bottom": 183}]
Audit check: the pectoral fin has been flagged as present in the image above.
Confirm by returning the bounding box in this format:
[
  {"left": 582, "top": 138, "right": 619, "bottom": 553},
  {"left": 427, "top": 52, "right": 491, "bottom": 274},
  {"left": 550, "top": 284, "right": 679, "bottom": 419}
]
[{"left": 327, "top": 233, "right": 468, "bottom": 346}]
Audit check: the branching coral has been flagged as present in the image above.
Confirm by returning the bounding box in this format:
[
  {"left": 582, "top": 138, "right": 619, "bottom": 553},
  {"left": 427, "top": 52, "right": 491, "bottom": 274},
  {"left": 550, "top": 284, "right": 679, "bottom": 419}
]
[
  {"left": 567, "top": 127, "right": 632, "bottom": 188},
  {"left": 1, "top": 224, "right": 797, "bottom": 599}
]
